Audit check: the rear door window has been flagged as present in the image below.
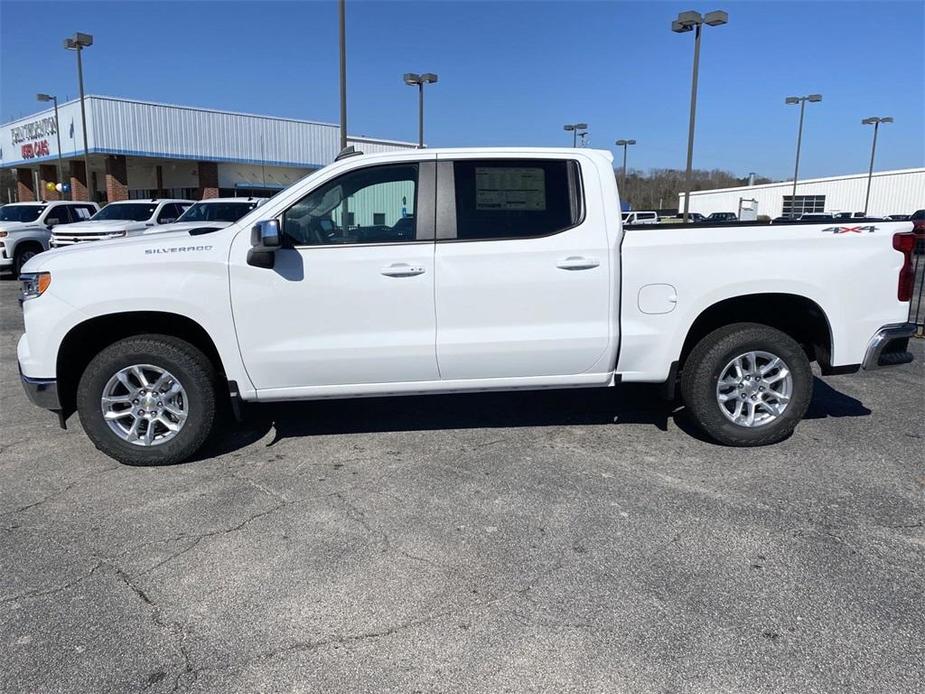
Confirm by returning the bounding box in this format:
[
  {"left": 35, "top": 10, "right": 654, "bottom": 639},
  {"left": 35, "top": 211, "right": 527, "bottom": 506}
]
[{"left": 451, "top": 159, "right": 582, "bottom": 241}]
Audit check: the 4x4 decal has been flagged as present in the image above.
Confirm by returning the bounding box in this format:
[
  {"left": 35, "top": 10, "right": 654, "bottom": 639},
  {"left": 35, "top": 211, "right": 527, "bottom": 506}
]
[{"left": 821, "top": 225, "right": 878, "bottom": 234}]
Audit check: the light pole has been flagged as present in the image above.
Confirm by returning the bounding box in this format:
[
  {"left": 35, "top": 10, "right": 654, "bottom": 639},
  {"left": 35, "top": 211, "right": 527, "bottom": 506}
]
[
  {"left": 785, "top": 93, "right": 822, "bottom": 218},
  {"left": 64, "top": 32, "right": 93, "bottom": 200},
  {"left": 861, "top": 116, "right": 893, "bottom": 217},
  {"left": 615, "top": 139, "right": 636, "bottom": 194},
  {"left": 563, "top": 123, "right": 588, "bottom": 148},
  {"left": 672, "top": 9, "right": 728, "bottom": 223},
  {"left": 36, "top": 93, "right": 65, "bottom": 198},
  {"left": 338, "top": 0, "right": 347, "bottom": 151},
  {"left": 403, "top": 72, "right": 438, "bottom": 148}
]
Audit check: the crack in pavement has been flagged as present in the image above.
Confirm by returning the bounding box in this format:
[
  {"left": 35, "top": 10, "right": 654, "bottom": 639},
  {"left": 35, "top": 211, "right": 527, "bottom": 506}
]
[
  {"left": 137, "top": 501, "right": 287, "bottom": 577},
  {"left": 180, "top": 547, "right": 574, "bottom": 684},
  {"left": 0, "top": 466, "right": 121, "bottom": 520},
  {"left": 0, "top": 560, "right": 105, "bottom": 605},
  {"left": 111, "top": 564, "right": 195, "bottom": 694}
]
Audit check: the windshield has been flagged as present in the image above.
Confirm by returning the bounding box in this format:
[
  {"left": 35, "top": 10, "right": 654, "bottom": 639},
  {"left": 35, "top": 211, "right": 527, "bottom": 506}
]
[
  {"left": 178, "top": 201, "right": 258, "bottom": 223},
  {"left": 0, "top": 205, "right": 45, "bottom": 223},
  {"left": 91, "top": 203, "right": 157, "bottom": 222}
]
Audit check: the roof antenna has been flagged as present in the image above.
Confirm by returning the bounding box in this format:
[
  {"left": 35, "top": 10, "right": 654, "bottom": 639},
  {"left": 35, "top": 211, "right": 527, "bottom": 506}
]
[{"left": 335, "top": 145, "right": 363, "bottom": 161}]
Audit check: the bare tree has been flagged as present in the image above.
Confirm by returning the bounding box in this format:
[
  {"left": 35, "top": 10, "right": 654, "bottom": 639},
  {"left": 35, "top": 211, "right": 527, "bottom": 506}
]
[{"left": 615, "top": 167, "right": 774, "bottom": 211}]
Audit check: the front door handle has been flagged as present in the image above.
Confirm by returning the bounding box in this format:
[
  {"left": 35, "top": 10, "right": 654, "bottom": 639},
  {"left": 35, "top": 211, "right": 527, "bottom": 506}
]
[
  {"left": 556, "top": 256, "right": 600, "bottom": 270},
  {"left": 381, "top": 263, "right": 426, "bottom": 277}
]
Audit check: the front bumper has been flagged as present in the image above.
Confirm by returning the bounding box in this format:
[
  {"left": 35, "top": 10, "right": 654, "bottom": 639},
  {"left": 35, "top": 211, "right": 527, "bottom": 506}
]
[
  {"left": 19, "top": 367, "right": 61, "bottom": 410},
  {"left": 862, "top": 323, "right": 916, "bottom": 370}
]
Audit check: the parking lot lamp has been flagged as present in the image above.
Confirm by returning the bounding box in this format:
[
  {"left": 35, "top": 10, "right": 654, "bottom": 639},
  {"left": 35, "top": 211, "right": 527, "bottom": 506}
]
[
  {"left": 36, "top": 93, "right": 65, "bottom": 198},
  {"left": 615, "top": 139, "right": 636, "bottom": 194},
  {"left": 403, "top": 72, "right": 438, "bottom": 148},
  {"left": 785, "top": 93, "right": 822, "bottom": 218},
  {"left": 672, "top": 9, "right": 728, "bottom": 223},
  {"left": 563, "top": 123, "right": 588, "bottom": 148},
  {"left": 861, "top": 116, "right": 893, "bottom": 217},
  {"left": 339, "top": 0, "right": 347, "bottom": 151},
  {"left": 64, "top": 32, "right": 93, "bottom": 199}
]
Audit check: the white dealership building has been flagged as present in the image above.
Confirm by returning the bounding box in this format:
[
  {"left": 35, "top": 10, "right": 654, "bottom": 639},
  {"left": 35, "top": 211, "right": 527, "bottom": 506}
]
[
  {"left": 1, "top": 95, "right": 416, "bottom": 203},
  {"left": 680, "top": 167, "right": 925, "bottom": 219}
]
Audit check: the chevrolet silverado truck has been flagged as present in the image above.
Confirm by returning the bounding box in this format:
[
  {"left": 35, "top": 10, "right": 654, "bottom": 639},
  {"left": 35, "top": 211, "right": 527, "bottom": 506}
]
[
  {"left": 17, "top": 148, "right": 917, "bottom": 466},
  {"left": 49, "top": 198, "right": 192, "bottom": 247},
  {"left": 0, "top": 200, "right": 98, "bottom": 277}
]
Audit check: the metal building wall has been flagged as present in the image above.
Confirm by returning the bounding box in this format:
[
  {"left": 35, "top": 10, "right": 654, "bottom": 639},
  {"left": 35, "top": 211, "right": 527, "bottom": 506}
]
[
  {"left": 90, "top": 96, "right": 342, "bottom": 168},
  {"left": 681, "top": 168, "right": 925, "bottom": 218}
]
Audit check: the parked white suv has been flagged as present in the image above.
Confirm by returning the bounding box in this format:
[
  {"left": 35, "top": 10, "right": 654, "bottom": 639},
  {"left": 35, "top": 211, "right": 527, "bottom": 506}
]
[
  {"left": 17, "top": 148, "right": 916, "bottom": 466},
  {"left": 50, "top": 199, "right": 192, "bottom": 247},
  {"left": 0, "top": 200, "right": 99, "bottom": 277},
  {"left": 157, "top": 197, "right": 267, "bottom": 234}
]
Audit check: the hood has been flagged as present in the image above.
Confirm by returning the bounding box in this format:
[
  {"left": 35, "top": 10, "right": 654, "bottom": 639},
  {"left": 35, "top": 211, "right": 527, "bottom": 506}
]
[
  {"left": 144, "top": 220, "right": 234, "bottom": 234},
  {"left": 52, "top": 219, "right": 150, "bottom": 234},
  {"left": 0, "top": 220, "right": 43, "bottom": 233},
  {"left": 23, "top": 227, "right": 212, "bottom": 271}
]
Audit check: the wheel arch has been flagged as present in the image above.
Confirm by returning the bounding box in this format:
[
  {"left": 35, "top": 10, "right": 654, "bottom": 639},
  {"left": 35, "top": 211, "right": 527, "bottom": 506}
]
[
  {"left": 678, "top": 293, "right": 836, "bottom": 373},
  {"left": 56, "top": 311, "right": 227, "bottom": 416}
]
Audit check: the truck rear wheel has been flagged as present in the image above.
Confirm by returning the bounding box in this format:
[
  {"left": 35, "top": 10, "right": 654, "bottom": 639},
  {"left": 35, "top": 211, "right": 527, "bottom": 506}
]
[
  {"left": 680, "top": 323, "right": 813, "bottom": 446},
  {"left": 76, "top": 335, "right": 217, "bottom": 466}
]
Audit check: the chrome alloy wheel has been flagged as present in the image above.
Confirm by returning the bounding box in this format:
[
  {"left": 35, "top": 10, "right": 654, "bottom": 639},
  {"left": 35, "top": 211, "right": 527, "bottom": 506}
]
[
  {"left": 715, "top": 351, "right": 793, "bottom": 428},
  {"left": 100, "top": 364, "right": 188, "bottom": 446}
]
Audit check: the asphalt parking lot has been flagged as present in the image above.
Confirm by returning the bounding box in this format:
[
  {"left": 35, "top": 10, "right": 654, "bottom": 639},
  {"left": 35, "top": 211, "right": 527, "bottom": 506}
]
[{"left": 1, "top": 279, "right": 923, "bottom": 694}]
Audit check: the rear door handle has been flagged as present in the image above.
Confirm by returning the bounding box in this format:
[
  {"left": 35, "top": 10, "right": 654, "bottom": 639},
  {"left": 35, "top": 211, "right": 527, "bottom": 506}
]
[
  {"left": 381, "top": 263, "right": 426, "bottom": 277},
  {"left": 556, "top": 256, "right": 600, "bottom": 270}
]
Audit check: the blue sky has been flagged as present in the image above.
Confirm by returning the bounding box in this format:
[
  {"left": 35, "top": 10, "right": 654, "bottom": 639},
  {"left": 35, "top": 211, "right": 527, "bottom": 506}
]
[{"left": 1, "top": 0, "right": 923, "bottom": 180}]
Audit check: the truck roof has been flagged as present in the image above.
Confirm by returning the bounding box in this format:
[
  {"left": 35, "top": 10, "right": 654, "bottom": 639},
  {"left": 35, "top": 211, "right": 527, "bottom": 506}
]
[{"left": 342, "top": 146, "right": 615, "bottom": 163}]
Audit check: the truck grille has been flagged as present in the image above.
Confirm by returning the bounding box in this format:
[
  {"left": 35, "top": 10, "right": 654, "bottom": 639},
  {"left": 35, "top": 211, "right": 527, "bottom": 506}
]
[{"left": 51, "top": 233, "right": 123, "bottom": 247}]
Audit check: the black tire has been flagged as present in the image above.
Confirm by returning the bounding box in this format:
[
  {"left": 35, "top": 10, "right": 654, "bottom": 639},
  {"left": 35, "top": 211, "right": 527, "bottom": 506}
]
[
  {"left": 680, "top": 323, "right": 813, "bottom": 446},
  {"left": 13, "top": 244, "right": 41, "bottom": 278},
  {"left": 76, "top": 335, "right": 217, "bottom": 466}
]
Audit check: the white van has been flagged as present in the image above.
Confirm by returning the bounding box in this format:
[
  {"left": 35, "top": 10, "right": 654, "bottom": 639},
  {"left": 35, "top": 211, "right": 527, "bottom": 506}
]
[{"left": 621, "top": 210, "right": 659, "bottom": 225}]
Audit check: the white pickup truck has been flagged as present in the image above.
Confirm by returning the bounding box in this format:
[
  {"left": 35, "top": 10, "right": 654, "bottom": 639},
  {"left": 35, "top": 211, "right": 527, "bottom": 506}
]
[
  {"left": 49, "top": 198, "right": 193, "bottom": 247},
  {"left": 0, "top": 200, "right": 99, "bottom": 276},
  {"left": 17, "top": 148, "right": 917, "bottom": 466}
]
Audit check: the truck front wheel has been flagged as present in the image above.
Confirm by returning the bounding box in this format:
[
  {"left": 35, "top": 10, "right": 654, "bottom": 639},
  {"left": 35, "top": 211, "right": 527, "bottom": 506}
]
[
  {"left": 76, "top": 335, "right": 217, "bottom": 466},
  {"left": 680, "top": 323, "right": 813, "bottom": 446}
]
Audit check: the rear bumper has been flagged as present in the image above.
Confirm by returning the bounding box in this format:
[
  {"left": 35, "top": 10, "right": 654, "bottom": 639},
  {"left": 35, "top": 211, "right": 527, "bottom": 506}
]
[
  {"left": 19, "top": 366, "right": 61, "bottom": 411},
  {"left": 862, "top": 323, "right": 916, "bottom": 370}
]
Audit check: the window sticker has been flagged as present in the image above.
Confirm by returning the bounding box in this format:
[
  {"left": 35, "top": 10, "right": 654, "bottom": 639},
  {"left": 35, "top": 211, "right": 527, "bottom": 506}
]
[
  {"left": 74, "top": 207, "right": 92, "bottom": 220},
  {"left": 475, "top": 167, "right": 546, "bottom": 211}
]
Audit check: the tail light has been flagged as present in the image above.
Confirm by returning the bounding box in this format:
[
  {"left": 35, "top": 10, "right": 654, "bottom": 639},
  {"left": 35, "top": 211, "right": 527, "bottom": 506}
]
[{"left": 892, "top": 232, "right": 916, "bottom": 302}]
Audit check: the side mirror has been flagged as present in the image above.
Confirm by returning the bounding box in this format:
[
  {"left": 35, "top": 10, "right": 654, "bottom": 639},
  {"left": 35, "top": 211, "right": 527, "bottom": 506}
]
[
  {"left": 247, "top": 219, "right": 281, "bottom": 268},
  {"left": 161, "top": 218, "right": 177, "bottom": 224},
  {"left": 45, "top": 217, "right": 61, "bottom": 228}
]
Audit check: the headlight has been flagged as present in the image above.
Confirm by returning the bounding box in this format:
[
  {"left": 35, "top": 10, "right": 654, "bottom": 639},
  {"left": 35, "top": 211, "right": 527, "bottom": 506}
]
[
  {"left": 0, "top": 231, "right": 8, "bottom": 238},
  {"left": 20, "top": 272, "right": 51, "bottom": 301}
]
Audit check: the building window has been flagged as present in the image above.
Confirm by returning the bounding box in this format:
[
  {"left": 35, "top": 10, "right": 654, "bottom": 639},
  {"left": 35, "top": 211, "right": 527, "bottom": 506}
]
[
  {"left": 782, "top": 195, "right": 826, "bottom": 218},
  {"left": 129, "top": 188, "right": 197, "bottom": 201},
  {"left": 373, "top": 213, "right": 386, "bottom": 225}
]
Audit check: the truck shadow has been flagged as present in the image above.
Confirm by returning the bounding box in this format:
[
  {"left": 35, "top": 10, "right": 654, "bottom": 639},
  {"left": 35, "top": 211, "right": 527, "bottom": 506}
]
[{"left": 194, "top": 376, "right": 871, "bottom": 459}]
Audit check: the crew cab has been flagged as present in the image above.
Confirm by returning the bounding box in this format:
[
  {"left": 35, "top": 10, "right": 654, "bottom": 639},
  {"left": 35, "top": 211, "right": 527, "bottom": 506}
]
[
  {"left": 0, "top": 200, "right": 99, "bottom": 277},
  {"left": 49, "top": 198, "right": 192, "bottom": 247},
  {"left": 17, "top": 148, "right": 917, "bottom": 466},
  {"left": 156, "top": 197, "right": 267, "bottom": 234}
]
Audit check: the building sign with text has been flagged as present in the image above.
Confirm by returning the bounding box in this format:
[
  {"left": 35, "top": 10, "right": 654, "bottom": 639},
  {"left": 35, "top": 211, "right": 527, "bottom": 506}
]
[{"left": 11, "top": 116, "right": 57, "bottom": 160}]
